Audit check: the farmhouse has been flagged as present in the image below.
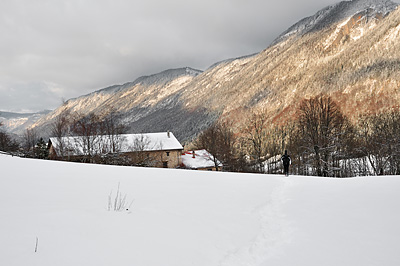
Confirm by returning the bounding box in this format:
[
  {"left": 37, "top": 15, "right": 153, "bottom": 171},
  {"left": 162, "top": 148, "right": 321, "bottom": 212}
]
[
  {"left": 48, "top": 131, "right": 183, "bottom": 168},
  {"left": 181, "top": 149, "right": 223, "bottom": 171}
]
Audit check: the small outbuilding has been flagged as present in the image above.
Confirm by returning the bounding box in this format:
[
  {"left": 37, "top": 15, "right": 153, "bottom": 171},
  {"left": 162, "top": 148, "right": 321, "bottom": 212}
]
[{"left": 181, "top": 149, "right": 223, "bottom": 171}]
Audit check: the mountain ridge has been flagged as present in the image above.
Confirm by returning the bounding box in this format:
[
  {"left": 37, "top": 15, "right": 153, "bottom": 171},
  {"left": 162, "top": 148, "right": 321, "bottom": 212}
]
[
  {"left": 0, "top": 110, "right": 52, "bottom": 135},
  {"left": 65, "top": 67, "right": 203, "bottom": 103},
  {"left": 271, "top": 0, "right": 398, "bottom": 46},
  {"left": 30, "top": 0, "right": 400, "bottom": 142}
]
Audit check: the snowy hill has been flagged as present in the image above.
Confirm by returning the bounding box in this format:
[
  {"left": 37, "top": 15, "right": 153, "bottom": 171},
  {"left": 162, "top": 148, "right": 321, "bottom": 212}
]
[{"left": 1, "top": 154, "right": 399, "bottom": 266}]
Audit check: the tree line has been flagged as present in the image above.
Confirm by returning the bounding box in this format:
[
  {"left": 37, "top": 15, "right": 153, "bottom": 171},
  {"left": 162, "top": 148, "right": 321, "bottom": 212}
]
[
  {"left": 0, "top": 109, "right": 156, "bottom": 166},
  {"left": 194, "top": 94, "right": 400, "bottom": 177},
  {"left": 2, "top": 94, "right": 400, "bottom": 177},
  {"left": 47, "top": 109, "right": 160, "bottom": 166}
]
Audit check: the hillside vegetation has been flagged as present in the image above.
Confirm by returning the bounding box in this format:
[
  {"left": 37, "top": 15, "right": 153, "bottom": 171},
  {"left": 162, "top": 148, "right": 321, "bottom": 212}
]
[
  {"left": 180, "top": 3, "right": 400, "bottom": 127},
  {"left": 31, "top": 1, "right": 400, "bottom": 142}
]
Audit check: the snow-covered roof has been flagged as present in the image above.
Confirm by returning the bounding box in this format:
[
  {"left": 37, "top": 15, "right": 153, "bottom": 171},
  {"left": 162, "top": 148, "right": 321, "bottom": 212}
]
[
  {"left": 181, "top": 149, "right": 222, "bottom": 169},
  {"left": 49, "top": 132, "right": 183, "bottom": 157}
]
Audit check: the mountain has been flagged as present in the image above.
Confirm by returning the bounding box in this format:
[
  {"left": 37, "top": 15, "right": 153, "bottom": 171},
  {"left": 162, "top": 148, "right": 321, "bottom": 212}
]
[
  {"left": 271, "top": 0, "right": 398, "bottom": 46},
  {"left": 31, "top": 67, "right": 212, "bottom": 141},
  {"left": 0, "top": 110, "right": 52, "bottom": 135},
  {"left": 31, "top": 0, "right": 400, "bottom": 142},
  {"left": 178, "top": 0, "right": 400, "bottom": 126}
]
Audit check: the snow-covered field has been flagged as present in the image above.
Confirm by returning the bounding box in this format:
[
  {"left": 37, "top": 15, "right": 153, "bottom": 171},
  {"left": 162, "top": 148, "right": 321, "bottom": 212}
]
[{"left": 1, "top": 154, "right": 399, "bottom": 266}]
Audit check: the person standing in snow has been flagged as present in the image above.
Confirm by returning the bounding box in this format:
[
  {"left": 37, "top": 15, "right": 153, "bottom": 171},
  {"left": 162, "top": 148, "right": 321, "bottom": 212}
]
[{"left": 281, "top": 150, "right": 291, "bottom": 177}]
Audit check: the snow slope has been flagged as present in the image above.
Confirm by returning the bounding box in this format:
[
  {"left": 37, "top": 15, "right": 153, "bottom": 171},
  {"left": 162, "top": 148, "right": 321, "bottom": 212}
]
[
  {"left": 1, "top": 154, "right": 399, "bottom": 266},
  {"left": 271, "top": 0, "right": 398, "bottom": 46}
]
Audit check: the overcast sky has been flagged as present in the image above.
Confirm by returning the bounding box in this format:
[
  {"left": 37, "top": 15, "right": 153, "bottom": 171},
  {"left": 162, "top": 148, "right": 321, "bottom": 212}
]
[{"left": 0, "top": 0, "right": 366, "bottom": 112}]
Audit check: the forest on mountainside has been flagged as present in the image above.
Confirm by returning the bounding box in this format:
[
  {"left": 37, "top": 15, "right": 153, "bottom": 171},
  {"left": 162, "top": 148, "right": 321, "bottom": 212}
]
[
  {"left": 27, "top": 4, "right": 400, "bottom": 145},
  {"left": 3, "top": 94, "right": 400, "bottom": 177}
]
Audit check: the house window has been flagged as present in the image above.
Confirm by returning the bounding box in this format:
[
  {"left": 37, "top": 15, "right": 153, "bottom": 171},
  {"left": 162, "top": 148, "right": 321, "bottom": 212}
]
[
  {"left": 166, "top": 152, "right": 170, "bottom": 157},
  {"left": 163, "top": 161, "right": 168, "bottom": 168}
]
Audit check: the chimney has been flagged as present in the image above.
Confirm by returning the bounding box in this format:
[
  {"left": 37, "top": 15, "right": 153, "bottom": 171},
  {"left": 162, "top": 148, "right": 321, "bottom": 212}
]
[
  {"left": 192, "top": 150, "right": 195, "bottom": 158},
  {"left": 167, "top": 130, "right": 170, "bottom": 138}
]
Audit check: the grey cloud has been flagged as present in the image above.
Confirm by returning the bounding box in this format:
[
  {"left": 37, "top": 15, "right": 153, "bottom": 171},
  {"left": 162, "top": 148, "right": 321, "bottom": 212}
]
[
  {"left": 0, "top": 0, "right": 369, "bottom": 112},
  {"left": 0, "top": 81, "right": 64, "bottom": 112}
]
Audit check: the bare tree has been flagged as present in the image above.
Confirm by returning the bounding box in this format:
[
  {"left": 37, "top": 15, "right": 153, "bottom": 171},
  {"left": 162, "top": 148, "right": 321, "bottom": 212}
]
[
  {"left": 193, "top": 120, "right": 241, "bottom": 171},
  {"left": 0, "top": 121, "right": 8, "bottom": 151},
  {"left": 357, "top": 109, "right": 400, "bottom": 175},
  {"left": 0, "top": 122, "right": 19, "bottom": 152},
  {"left": 217, "top": 121, "right": 239, "bottom": 171},
  {"left": 129, "top": 134, "right": 152, "bottom": 166},
  {"left": 264, "top": 124, "right": 295, "bottom": 174},
  {"left": 50, "top": 109, "right": 70, "bottom": 160},
  {"left": 70, "top": 112, "right": 104, "bottom": 162},
  {"left": 194, "top": 123, "right": 223, "bottom": 171},
  {"left": 23, "top": 128, "right": 39, "bottom": 157},
  {"left": 296, "top": 95, "right": 348, "bottom": 176},
  {"left": 102, "top": 110, "right": 127, "bottom": 154},
  {"left": 244, "top": 110, "right": 268, "bottom": 173}
]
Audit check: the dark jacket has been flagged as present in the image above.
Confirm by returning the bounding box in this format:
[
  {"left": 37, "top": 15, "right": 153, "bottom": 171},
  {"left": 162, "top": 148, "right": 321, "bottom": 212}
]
[{"left": 281, "top": 152, "right": 291, "bottom": 166}]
